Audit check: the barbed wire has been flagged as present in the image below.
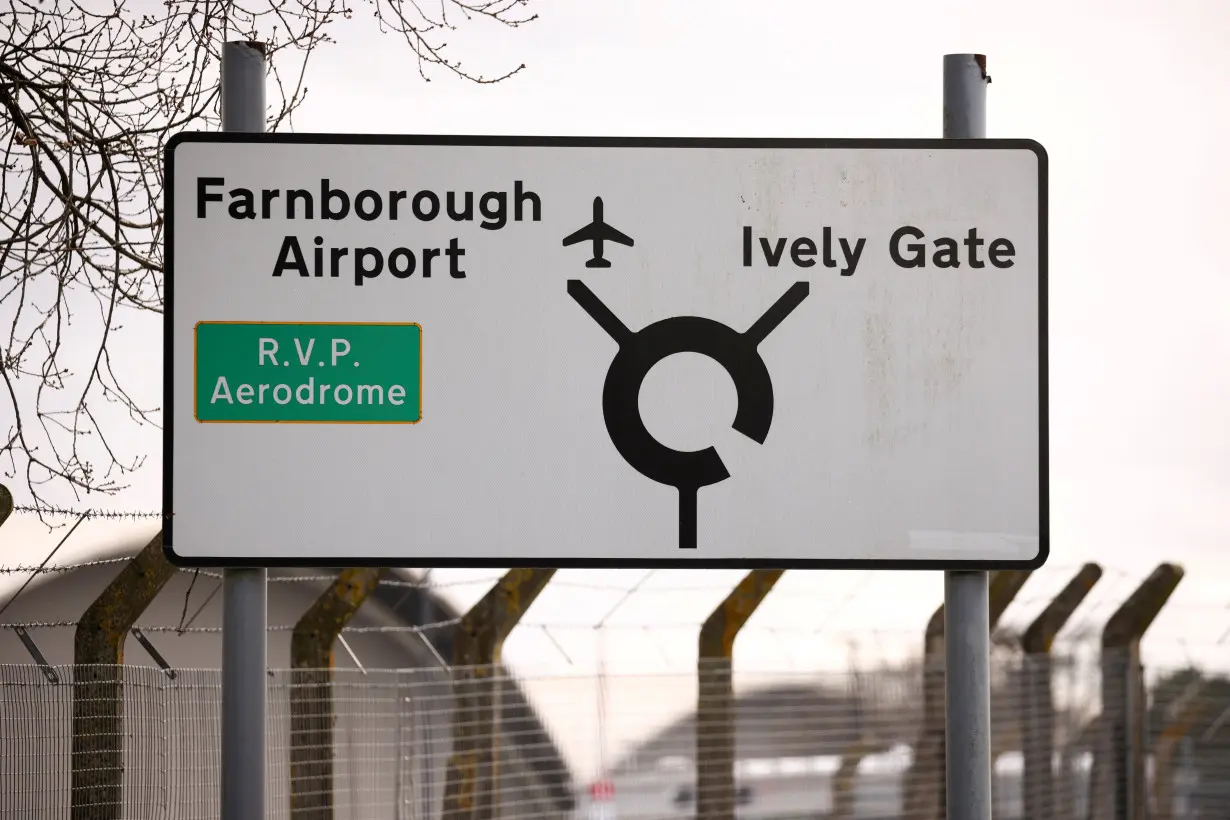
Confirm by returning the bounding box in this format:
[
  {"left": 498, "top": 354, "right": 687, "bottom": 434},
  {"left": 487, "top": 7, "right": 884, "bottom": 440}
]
[
  {"left": 0, "top": 558, "right": 134, "bottom": 574},
  {"left": 1, "top": 507, "right": 1226, "bottom": 667},
  {"left": 0, "top": 564, "right": 1212, "bottom": 613},
  {"left": 0, "top": 554, "right": 1167, "bottom": 599},
  {"left": 0, "top": 561, "right": 498, "bottom": 591},
  {"left": 11, "top": 504, "right": 162, "bottom": 520},
  {"left": 0, "top": 506, "right": 1207, "bottom": 576},
  {"left": 0, "top": 617, "right": 465, "bottom": 634},
  {"left": 0, "top": 615, "right": 1219, "bottom": 656}
]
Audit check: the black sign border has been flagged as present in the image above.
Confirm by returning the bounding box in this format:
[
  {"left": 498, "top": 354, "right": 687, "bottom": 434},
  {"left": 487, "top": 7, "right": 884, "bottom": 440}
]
[{"left": 163, "top": 133, "right": 1049, "bottom": 570}]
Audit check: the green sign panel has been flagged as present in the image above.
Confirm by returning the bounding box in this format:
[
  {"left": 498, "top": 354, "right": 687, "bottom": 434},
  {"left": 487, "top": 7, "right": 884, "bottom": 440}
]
[{"left": 194, "top": 322, "right": 421, "bottom": 423}]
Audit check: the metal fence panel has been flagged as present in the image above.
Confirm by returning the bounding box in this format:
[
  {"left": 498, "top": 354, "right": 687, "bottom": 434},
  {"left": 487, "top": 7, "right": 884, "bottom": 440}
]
[{"left": 0, "top": 656, "right": 1226, "bottom": 820}]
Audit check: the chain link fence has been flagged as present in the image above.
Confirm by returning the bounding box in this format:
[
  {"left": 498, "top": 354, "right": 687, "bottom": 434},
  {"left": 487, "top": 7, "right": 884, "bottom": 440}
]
[
  {"left": 0, "top": 506, "right": 1227, "bottom": 818},
  {"left": 0, "top": 664, "right": 570, "bottom": 820},
  {"left": 0, "top": 653, "right": 1226, "bottom": 819}
]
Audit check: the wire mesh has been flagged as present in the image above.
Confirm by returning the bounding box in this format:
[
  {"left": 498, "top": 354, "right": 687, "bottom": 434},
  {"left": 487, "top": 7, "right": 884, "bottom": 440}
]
[
  {"left": 1, "top": 509, "right": 1228, "bottom": 818},
  {"left": 0, "top": 654, "right": 1223, "bottom": 819}
]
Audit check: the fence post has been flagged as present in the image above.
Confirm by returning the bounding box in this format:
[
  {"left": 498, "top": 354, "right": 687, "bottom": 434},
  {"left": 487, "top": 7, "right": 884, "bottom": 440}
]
[
  {"left": 1057, "top": 714, "right": 1101, "bottom": 820},
  {"left": 289, "top": 567, "right": 388, "bottom": 820},
  {"left": 1152, "top": 678, "right": 1209, "bottom": 820},
  {"left": 903, "top": 569, "right": 1033, "bottom": 820},
  {"left": 696, "top": 569, "right": 784, "bottom": 820},
  {"left": 441, "top": 568, "right": 555, "bottom": 820},
  {"left": 71, "top": 530, "right": 174, "bottom": 820},
  {"left": 1020, "top": 563, "right": 1104, "bottom": 820},
  {"left": 832, "top": 738, "right": 887, "bottom": 820},
  {"left": 1089, "top": 563, "right": 1184, "bottom": 820},
  {"left": 0, "top": 484, "right": 11, "bottom": 528}
]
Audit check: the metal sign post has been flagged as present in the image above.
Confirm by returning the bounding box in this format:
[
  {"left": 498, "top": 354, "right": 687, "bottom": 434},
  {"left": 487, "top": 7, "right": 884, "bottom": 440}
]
[
  {"left": 943, "top": 53, "right": 994, "bottom": 820},
  {"left": 218, "top": 40, "right": 269, "bottom": 820},
  {"left": 162, "top": 44, "right": 1042, "bottom": 820}
]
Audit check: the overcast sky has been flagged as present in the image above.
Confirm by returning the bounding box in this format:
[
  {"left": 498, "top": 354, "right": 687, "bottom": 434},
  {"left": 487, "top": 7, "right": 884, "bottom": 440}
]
[{"left": 4, "top": 0, "right": 1230, "bottom": 779}]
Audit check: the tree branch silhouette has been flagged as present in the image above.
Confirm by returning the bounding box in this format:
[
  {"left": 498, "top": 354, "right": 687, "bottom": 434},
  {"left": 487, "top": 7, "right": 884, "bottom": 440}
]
[{"left": 1, "top": 0, "right": 534, "bottom": 512}]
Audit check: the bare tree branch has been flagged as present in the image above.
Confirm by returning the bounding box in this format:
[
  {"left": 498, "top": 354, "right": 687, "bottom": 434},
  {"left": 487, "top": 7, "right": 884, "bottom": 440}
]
[{"left": 0, "top": 0, "right": 534, "bottom": 513}]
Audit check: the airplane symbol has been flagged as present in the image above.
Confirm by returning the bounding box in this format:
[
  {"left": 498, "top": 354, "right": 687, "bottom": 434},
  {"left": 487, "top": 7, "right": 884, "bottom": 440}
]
[{"left": 562, "top": 197, "right": 635, "bottom": 268}]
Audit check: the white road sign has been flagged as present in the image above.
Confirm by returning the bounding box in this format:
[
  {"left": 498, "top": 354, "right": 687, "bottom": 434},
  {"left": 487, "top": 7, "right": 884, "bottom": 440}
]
[{"left": 164, "top": 135, "right": 1047, "bottom": 568}]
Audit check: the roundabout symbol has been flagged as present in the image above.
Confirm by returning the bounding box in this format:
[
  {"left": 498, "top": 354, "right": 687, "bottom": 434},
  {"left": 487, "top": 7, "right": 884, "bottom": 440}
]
[{"left": 568, "top": 279, "right": 809, "bottom": 550}]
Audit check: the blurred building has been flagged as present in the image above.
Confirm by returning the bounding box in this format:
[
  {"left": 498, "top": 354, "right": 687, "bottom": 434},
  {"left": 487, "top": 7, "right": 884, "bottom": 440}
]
[{"left": 0, "top": 535, "right": 575, "bottom": 819}]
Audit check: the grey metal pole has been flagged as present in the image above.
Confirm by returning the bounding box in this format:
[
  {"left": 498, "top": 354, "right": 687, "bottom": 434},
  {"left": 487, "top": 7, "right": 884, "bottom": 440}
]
[
  {"left": 419, "top": 568, "right": 434, "bottom": 820},
  {"left": 220, "top": 39, "right": 269, "bottom": 820},
  {"left": 942, "top": 53, "right": 993, "bottom": 820}
]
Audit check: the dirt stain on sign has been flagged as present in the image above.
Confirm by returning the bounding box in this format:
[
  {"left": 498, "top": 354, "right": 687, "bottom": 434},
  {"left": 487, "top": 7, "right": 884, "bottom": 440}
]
[{"left": 862, "top": 275, "right": 981, "bottom": 449}]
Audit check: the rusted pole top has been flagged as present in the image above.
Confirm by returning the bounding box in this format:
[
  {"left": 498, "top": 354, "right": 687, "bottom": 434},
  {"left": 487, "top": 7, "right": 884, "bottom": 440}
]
[
  {"left": 699, "top": 569, "right": 784, "bottom": 657},
  {"left": 0, "top": 484, "right": 12, "bottom": 529},
  {"left": 75, "top": 531, "right": 173, "bottom": 663},
  {"left": 1022, "top": 563, "right": 1103, "bottom": 653},
  {"left": 291, "top": 568, "right": 388, "bottom": 668},
  {"left": 1102, "top": 563, "right": 1184, "bottom": 648},
  {"left": 454, "top": 568, "right": 556, "bottom": 666},
  {"left": 924, "top": 568, "right": 1034, "bottom": 653}
]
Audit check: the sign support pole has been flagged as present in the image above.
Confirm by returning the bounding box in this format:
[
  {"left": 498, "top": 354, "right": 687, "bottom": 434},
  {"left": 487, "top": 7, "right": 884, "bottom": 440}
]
[
  {"left": 219, "top": 39, "right": 269, "bottom": 820},
  {"left": 942, "top": 52, "right": 994, "bottom": 820}
]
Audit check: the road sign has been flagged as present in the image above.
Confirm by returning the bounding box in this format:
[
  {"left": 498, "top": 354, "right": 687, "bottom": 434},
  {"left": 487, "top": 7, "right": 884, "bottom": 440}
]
[
  {"left": 194, "top": 322, "right": 422, "bottom": 423},
  {"left": 164, "top": 134, "right": 1047, "bottom": 568}
]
